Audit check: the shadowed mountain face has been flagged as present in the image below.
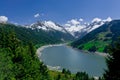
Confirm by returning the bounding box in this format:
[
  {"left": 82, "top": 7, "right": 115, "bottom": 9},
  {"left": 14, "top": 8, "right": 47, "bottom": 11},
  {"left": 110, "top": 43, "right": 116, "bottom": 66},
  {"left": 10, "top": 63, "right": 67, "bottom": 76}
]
[{"left": 71, "top": 20, "right": 120, "bottom": 52}]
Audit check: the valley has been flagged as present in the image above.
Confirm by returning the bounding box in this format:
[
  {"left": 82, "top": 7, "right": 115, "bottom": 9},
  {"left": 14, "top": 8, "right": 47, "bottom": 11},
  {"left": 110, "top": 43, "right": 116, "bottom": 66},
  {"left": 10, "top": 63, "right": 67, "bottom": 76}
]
[{"left": 1, "top": 0, "right": 120, "bottom": 80}]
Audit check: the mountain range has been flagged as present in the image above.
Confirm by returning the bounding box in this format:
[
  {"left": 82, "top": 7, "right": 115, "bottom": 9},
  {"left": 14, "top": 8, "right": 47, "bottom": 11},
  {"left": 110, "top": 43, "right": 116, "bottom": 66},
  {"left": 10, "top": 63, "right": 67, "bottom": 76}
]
[{"left": 24, "top": 17, "right": 112, "bottom": 38}]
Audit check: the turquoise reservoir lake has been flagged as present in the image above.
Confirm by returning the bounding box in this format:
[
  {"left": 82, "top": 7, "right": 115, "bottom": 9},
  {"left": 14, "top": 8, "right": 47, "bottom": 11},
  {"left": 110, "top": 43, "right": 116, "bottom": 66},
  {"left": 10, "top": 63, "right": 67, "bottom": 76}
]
[{"left": 39, "top": 45, "right": 107, "bottom": 77}]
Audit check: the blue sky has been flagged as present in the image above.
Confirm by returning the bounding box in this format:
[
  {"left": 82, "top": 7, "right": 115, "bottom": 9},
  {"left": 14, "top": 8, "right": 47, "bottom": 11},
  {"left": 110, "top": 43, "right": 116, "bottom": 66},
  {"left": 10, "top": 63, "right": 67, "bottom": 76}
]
[{"left": 0, "top": 0, "right": 120, "bottom": 24}]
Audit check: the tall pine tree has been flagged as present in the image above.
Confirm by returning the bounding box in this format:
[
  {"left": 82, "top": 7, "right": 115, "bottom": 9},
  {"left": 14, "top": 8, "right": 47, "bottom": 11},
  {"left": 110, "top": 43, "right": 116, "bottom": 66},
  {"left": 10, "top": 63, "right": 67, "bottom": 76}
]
[{"left": 104, "top": 39, "right": 120, "bottom": 80}]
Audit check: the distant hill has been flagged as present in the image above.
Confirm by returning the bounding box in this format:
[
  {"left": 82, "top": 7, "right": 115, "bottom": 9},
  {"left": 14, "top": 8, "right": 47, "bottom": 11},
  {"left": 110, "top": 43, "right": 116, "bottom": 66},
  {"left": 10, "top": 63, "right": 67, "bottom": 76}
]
[
  {"left": 71, "top": 20, "right": 120, "bottom": 52},
  {"left": 0, "top": 23, "right": 74, "bottom": 46}
]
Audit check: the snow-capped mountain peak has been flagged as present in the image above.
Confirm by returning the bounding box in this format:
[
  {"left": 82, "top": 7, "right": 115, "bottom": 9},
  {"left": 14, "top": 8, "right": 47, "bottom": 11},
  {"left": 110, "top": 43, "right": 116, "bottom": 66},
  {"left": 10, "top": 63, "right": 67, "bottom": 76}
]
[
  {"left": 26, "top": 17, "right": 112, "bottom": 38},
  {"left": 27, "top": 21, "right": 66, "bottom": 33},
  {"left": 64, "top": 17, "right": 112, "bottom": 38},
  {"left": 87, "top": 17, "right": 112, "bottom": 32},
  {"left": 44, "top": 21, "right": 65, "bottom": 32}
]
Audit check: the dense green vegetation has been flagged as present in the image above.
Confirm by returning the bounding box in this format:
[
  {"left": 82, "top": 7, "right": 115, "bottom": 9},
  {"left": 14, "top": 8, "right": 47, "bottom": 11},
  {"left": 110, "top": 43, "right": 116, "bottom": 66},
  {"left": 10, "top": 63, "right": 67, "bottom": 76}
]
[
  {"left": 71, "top": 20, "right": 120, "bottom": 52},
  {"left": 0, "top": 29, "right": 50, "bottom": 79}
]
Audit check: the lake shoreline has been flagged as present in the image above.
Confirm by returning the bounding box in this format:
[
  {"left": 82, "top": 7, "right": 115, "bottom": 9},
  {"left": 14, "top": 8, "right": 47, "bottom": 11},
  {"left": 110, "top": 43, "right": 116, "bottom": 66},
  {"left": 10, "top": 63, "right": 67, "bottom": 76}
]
[
  {"left": 36, "top": 44, "right": 65, "bottom": 71},
  {"left": 66, "top": 45, "right": 109, "bottom": 57},
  {"left": 36, "top": 44, "right": 109, "bottom": 61},
  {"left": 36, "top": 44, "right": 65, "bottom": 60}
]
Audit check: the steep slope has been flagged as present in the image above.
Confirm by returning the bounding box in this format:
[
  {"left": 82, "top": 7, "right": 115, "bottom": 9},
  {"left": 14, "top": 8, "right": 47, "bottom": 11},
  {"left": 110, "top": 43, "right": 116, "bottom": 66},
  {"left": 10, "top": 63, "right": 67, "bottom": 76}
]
[
  {"left": 71, "top": 20, "right": 120, "bottom": 52},
  {"left": 0, "top": 23, "right": 74, "bottom": 46}
]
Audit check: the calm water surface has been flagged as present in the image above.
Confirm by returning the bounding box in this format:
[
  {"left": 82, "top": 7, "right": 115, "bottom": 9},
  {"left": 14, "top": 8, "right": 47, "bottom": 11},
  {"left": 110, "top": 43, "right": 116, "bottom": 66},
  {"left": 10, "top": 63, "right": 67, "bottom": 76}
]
[{"left": 40, "top": 45, "right": 107, "bottom": 77}]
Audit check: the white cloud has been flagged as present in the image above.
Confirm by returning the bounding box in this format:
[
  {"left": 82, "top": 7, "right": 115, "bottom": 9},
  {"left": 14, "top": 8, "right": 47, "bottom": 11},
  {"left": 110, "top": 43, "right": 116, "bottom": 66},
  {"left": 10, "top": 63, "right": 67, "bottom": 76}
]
[
  {"left": 79, "top": 18, "right": 83, "bottom": 22},
  {"left": 34, "top": 13, "right": 40, "bottom": 18},
  {"left": 0, "top": 16, "right": 8, "bottom": 23},
  {"left": 91, "top": 18, "right": 102, "bottom": 23},
  {"left": 67, "top": 19, "right": 80, "bottom": 25}
]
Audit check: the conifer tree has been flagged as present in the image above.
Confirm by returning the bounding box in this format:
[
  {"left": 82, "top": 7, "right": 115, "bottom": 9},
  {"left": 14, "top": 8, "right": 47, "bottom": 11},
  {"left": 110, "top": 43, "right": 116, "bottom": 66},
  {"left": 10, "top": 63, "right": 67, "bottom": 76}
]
[
  {"left": 28, "top": 41, "right": 36, "bottom": 58},
  {"left": 104, "top": 39, "right": 120, "bottom": 80},
  {"left": 0, "top": 28, "right": 7, "bottom": 48},
  {"left": 7, "top": 31, "right": 20, "bottom": 55}
]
